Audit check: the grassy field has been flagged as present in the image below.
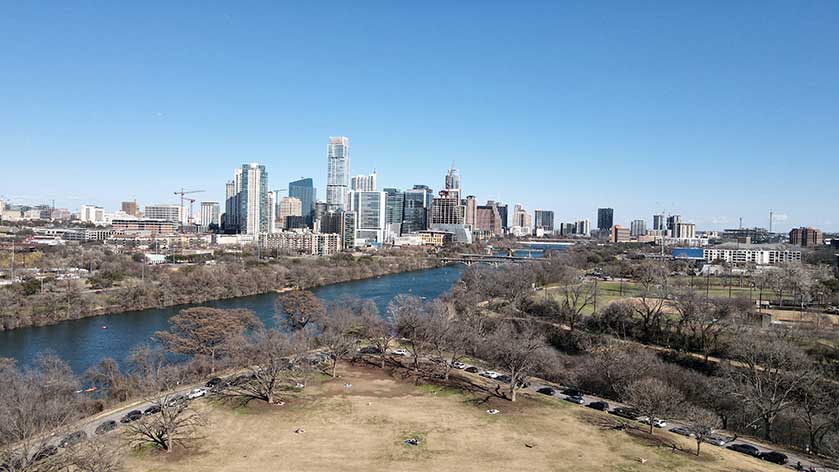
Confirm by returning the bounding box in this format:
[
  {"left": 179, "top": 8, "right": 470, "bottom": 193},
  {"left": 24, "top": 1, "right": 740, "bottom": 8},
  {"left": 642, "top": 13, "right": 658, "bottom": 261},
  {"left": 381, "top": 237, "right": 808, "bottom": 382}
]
[{"left": 123, "top": 363, "right": 784, "bottom": 472}]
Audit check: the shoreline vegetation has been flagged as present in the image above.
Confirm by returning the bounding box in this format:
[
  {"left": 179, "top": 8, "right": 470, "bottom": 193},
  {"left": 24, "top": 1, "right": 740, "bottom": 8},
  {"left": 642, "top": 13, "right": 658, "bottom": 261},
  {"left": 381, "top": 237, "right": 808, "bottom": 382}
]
[{"left": 1, "top": 247, "right": 441, "bottom": 332}]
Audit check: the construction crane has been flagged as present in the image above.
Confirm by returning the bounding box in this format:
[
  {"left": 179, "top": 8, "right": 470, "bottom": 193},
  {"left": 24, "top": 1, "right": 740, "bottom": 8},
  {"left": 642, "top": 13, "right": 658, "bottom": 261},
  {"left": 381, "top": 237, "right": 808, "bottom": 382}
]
[{"left": 174, "top": 188, "right": 205, "bottom": 225}]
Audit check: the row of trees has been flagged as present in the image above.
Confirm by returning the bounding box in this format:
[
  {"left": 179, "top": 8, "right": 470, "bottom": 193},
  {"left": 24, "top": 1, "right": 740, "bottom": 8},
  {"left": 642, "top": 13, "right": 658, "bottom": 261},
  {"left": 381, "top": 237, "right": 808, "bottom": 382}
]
[{"left": 0, "top": 245, "right": 437, "bottom": 331}]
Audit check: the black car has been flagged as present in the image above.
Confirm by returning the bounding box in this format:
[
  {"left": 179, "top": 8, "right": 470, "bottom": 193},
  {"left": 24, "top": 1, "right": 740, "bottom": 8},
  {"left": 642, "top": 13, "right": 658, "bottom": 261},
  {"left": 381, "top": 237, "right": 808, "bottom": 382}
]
[
  {"left": 58, "top": 430, "right": 87, "bottom": 448},
  {"left": 120, "top": 410, "right": 143, "bottom": 423},
  {"left": 536, "top": 387, "right": 556, "bottom": 396},
  {"left": 144, "top": 404, "right": 162, "bottom": 416},
  {"left": 497, "top": 374, "right": 512, "bottom": 383},
  {"left": 206, "top": 377, "right": 223, "bottom": 388},
  {"left": 609, "top": 407, "right": 639, "bottom": 420},
  {"left": 561, "top": 388, "right": 583, "bottom": 397},
  {"left": 95, "top": 420, "right": 118, "bottom": 435},
  {"left": 587, "top": 401, "right": 610, "bottom": 411},
  {"left": 464, "top": 366, "right": 480, "bottom": 374},
  {"left": 758, "top": 451, "right": 788, "bottom": 465},
  {"left": 727, "top": 443, "right": 760, "bottom": 457},
  {"left": 359, "top": 346, "right": 382, "bottom": 355}
]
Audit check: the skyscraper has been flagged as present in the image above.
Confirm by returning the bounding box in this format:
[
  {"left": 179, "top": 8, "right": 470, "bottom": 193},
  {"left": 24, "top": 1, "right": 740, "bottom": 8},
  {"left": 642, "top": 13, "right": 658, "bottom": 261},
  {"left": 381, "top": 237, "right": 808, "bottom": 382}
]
[
  {"left": 121, "top": 200, "right": 140, "bottom": 217},
  {"left": 431, "top": 191, "right": 465, "bottom": 226},
  {"left": 475, "top": 201, "right": 503, "bottom": 236},
  {"left": 227, "top": 163, "right": 270, "bottom": 235},
  {"left": 597, "top": 208, "right": 614, "bottom": 231},
  {"left": 534, "top": 210, "right": 554, "bottom": 232},
  {"left": 464, "top": 195, "right": 477, "bottom": 228},
  {"left": 199, "top": 201, "right": 220, "bottom": 230},
  {"left": 326, "top": 137, "right": 350, "bottom": 210},
  {"left": 496, "top": 203, "right": 508, "bottom": 231},
  {"left": 267, "top": 191, "right": 278, "bottom": 233},
  {"left": 444, "top": 165, "right": 461, "bottom": 202},
  {"left": 630, "top": 219, "right": 647, "bottom": 237},
  {"left": 402, "top": 185, "right": 431, "bottom": 234},
  {"left": 383, "top": 188, "right": 404, "bottom": 239},
  {"left": 653, "top": 214, "right": 665, "bottom": 231},
  {"left": 289, "top": 178, "right": 316, "bottom": 226},
  {"left": 351, "top": 171, "right": 377, "bottom": 192},
  {"left": 278, "top": 196, "right": 303, "bottom": 230},
  {"left": 348, "top": 190, "right": 386, "bottom": 246}
]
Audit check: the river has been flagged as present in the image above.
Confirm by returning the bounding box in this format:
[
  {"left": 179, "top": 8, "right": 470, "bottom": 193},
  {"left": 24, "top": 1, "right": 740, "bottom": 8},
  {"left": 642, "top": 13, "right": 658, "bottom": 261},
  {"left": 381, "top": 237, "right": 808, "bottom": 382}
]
[{"left": 0, "top": 266, "right": 465, "bottom": 373}]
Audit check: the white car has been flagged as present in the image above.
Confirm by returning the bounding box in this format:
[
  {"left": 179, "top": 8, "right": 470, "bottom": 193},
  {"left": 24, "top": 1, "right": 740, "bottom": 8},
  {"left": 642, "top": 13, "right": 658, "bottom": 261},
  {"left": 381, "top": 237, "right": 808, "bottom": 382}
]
[
  {"left": 187, "top": 388, "right": 208, "bottom": 399},
  {"left": 391, "top": 348, "right": 409, "bottom": 356},
  {"left": 451, "top": 361, "right": 467, "bottom": 369},
  {"left": 480, "top": 370, "right": 500, "bottom": 379},
  {"left": 638, "top": 417, "right": 667, "bottom": 428}
]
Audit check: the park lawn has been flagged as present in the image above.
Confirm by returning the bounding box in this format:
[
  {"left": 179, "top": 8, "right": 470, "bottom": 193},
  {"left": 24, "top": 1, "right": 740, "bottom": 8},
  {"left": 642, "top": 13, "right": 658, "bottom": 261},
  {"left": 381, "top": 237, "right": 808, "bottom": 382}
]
[{"left": 123, "top": 363, "right": 781, "bottom": 472}]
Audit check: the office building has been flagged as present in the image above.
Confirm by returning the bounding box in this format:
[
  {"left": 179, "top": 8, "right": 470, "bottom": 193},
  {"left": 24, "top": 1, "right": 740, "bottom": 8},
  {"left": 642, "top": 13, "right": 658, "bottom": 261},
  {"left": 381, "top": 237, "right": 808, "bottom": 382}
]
[
  {"left": 199, "top": 202, "right": 220, "bottom": 230},
  {"left": 143, "top": 204, "right": 182, "bottom": 223},
  {"left": 431, "top": 190, "right": 465, "bottom": 226},
  {"left": 653, "top": 214, "right": 665, "bottom": 231},
  {"left": 667, "top": 215, "right": 682, "bottom": 233},
  {"left": 597, "top": 208, "right": 614, "bottom": 231},
  {"left": 444, "top": 165, "right": 461, "bottom": 202},
  {"left": 680, "top": 244, "right": 803, "bottom": 265},
  {"left": 228, "top": 163, "right": 271, "bottom": 235},
  {"left": 342, "top": 211, "right": 356, "bottom": 249},
  {"left": 289, "top": 178, "right": 316, "bottom": 226},
  {"left": 319, "top": 210, "right": 343, "bottom": 234},
  {"left": 672, "top": 222, "right": 696, "bottom": 239},
  {"left": 278, "top": 196, "right": 302, "bottom": 230},
  {"left": 223, "top": 179, "right": 240, "bottom": 233},
  {"left": 789, "top": 227, "right": 824, "bottom": 247},
  {"left": 575, "top": 219, "right": 591, "bottom": 236},
  {"left": 534, "top": 210, "right": 554, "bottom": 232},
  {"left": 348, "top": 190, "right": 386, "bottom": 246},
  {"left": 79, "top": 205, "right": 105, "bottom": 225},
  {"left": 475, "top": 201, "right": 503, "bottom": 236},
  {"left": 121, "top": 201, "right": 140, "bottom": 217},
  {"left": 560, "top": 223, "right": 575, "bottom": 236},
  {"left": 351, "top": 171, "right": 377, "bottom": 192},
  {"left": 402, "top": 186, "right": 431, "bottom": 234},
  {"left": 326, "top": 136, "right": 350, "bottom": 210},
  {"left": 496, "top": 203, "right": 508, "bottom": 230},
  {"left": 112, "top": 218, "right": 178, "bottom": 235},
  {"left": 464, "top": 195, "right": 477, "bottom": 228},
  {"left": 383, "top": 188, "right": 404, "bottom": 240},
  {"left": 630, "top": 219, "right": 647, "bottom": 237},
  {"left": 611, "top": 225, "right": 630, "bottom": 243}
]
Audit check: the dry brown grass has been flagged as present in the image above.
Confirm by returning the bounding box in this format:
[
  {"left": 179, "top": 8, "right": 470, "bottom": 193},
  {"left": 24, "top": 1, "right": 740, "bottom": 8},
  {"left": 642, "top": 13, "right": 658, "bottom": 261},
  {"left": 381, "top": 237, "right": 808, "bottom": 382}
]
[{"left": 122, "top": 363, "right": 784, "bottom": 472}]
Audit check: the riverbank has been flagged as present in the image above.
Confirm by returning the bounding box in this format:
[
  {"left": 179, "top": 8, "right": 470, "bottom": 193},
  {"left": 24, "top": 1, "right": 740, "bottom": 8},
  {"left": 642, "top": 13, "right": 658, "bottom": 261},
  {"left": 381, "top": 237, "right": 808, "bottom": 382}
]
[{"left": 1, "top": 252, "right": 441, "bottom": 332}]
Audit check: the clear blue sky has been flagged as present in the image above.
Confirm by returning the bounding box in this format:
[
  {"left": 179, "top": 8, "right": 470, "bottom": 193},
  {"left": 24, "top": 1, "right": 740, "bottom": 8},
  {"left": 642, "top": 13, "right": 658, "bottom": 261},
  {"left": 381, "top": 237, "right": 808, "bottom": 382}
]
[{"left": 1, "top": 1, "right": 837, "bottom": 231}]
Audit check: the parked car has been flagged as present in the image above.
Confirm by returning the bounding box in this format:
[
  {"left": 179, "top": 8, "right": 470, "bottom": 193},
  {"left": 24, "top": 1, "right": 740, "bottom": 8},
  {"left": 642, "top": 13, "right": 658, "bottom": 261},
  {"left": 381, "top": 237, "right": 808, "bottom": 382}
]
[
  {"left": 480, "top": 370, "right": 500, "bottom": 379},
  {"left": 670, "top": 426, "right": 694, "bottom": 438},
  {"left": 451, "top": 361, "right": 467, "bottom": 369},
  {"left": 95, "top": 420, "right": 117, "bottom": 435},
  {"left": 166, "top": 394, "right": 189, "bottom": 407},
  {"left": 562, "top": 388, "right": 583, "bottom": 397},
  {"left": 120, "top": 410, "right": 143, "bottom": 423},
  {"left": 496, "top": 374, "right": 512, "bottom": 383},
  {"left": 758, "top": 451, "right": 788, "bottom": 465},
  {"left": 638, "top": 416, "right": 667, "bottom": 428},
  {"left": 143, "top": 404, "right": 162, "bottom": 416},
  {"left": 609, "top": 408, "right": 640, "bottom": 420},
  {"left": 188, "top": 387, "right": 208, "bottom": 399},
  {"left": 536, "top": 387, "right": 556, "bottom": 396},
  {"left": 564, "top": 395, "right": 585, "bottom": 405},
  {"left": 391, "top": 348, "right": 409, "bottom": 357},
  {"left": 703, "top": 434, "right": 729, "bottom": 446},
  {"left": 58, "top": 430, "right": 87, "bottom": 448},
  {"left": 587, "top": 401, "right": 610, "bottom": 411},
  {"left": 429, "top": 356, "right": 446, "bottom": 364},
  {"left": 358, "top": 346, "right": 382, "bottom": 355},
  {"left": 464, "top": 366, "right": 481, "bottom": 374},
  {"left": 206, "top": 377, "right": 223, "bottom": 388},
  {"left": 727, "top": 443, "right": 761, "bottom": 457}
]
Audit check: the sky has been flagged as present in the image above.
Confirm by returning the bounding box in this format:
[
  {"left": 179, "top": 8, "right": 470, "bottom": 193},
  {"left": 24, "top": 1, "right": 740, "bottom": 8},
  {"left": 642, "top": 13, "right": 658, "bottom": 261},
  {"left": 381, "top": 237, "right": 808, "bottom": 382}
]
[{"left": 1, "top": 1, "right": 837, "bottom": 231}]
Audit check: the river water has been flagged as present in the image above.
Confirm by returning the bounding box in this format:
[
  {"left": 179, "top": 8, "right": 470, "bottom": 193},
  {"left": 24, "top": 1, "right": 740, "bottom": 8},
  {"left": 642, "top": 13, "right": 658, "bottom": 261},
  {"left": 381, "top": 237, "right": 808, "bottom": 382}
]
[{"left": 0, "top": 266, "right": 465, "bottom": 373}]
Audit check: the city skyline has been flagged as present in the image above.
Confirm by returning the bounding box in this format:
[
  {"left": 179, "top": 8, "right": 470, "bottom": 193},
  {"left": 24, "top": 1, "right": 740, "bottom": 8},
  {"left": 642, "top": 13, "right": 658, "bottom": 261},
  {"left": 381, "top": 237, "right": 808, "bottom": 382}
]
[{"left": 1, "top": 2, "right": 837, "bottom": 231}]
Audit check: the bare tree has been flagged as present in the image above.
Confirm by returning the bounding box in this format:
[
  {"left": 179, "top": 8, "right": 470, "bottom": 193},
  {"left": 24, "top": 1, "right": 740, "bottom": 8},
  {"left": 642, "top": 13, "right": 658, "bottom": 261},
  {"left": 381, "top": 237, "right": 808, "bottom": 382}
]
[
  {"left": 319, "top": 304, "right": 364, "bottom": 378},
  {"left": 722, "top": 330, "right": 814, "bottom": 441},
  {"left": 630, "top": 262, "right": 670, "bottom": 342},
  {"left": 389, "top": 294, "right": 429, "bottom": 375},
  {"left": 124, "top": 391, "right": 207, "bottom": 453},
  {"left": 274, "top": 290, "right": 326, "bottom": 332},
  {"left": 84, "top": 357, "right": 135, "bottom": 402},
  {"left": 626, "top": 377, "right": 684, "bottom": 434},
  {"left": 556, "top": 271, "right": 596, "bottom": 332},
  {"left": 794, "top": 379, "right": 839, "bottom": 455},
  {"left": 682, "top": 406, "right": 722, "bottom": 455},
  {"left": 484, "top": 322, "right": 552, "bottom": 402},
  {"left": 576, "top": 337, "right": 661, "bottom": 401},
  {"left": 155, "top": 307, "right": 260, "bottom": 373},
  {"left": 359, "top": 310, "right": 396, "bottom": 369},
  {"left": 671, "top": 289, "right": 732, "bottom": 361}
]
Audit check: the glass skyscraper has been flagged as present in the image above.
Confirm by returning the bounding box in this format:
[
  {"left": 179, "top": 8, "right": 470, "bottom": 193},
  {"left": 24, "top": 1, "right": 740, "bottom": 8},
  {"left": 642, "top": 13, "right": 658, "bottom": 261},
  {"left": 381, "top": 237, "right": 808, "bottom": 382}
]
[
  {"left": 326, "top": 137, "right": 350, "bottom": 211},
  {"left": 289, "top": 177, "right": 316, "bottom": 227}
]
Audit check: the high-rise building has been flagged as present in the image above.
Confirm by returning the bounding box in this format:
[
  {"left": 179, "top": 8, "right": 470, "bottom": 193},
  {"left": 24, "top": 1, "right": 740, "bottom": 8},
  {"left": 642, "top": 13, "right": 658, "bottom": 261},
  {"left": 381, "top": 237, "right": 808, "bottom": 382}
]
[
  {"left": 278, "top": 196, "right": 303, "bottom": 230},
  {"left": 789, "top": 227, "right": 823, "bottom": 247},
  {"left": 496, "top": 203, "right": 509, "bottom": 231},
  {"left": 653, "top": 214, "right": 665, "bottom": 231},
  {"left": 326, "top": 136, "right": 350, "bottom": 210},
  {"left": 475, "top": 201, "right": 503, "bottom": 236},
  {"left": 383, "top": 188, "right": 404, "bottom": 239},
  {"left": 534, "top": 210, "right": 554, "bottom": 232},
  {"left": 673, "top": 222, "right": 696, "bottom": 239},
  {"left": 348, "top": 190, "right": 386, "bottom": 246},
  {"left": 351, "top": 171, "right": 377, "bottom": 192},
  {"left": 464, "top": 195, "right": 477, "bottom": 228},
  {"left": 597, "top": 208, "right": 614, "bottom": 231},
  {"left": 289, "top": 178, "right": 316, "bottom": 226},
  {"left": 431, "top": 190, "right": 465, "bottom": 226},
  {"left": 121, "top": 200, "right": 140, "bottom": 217},
  {"left": 223, "top": 178, "right": 240, "bottom": 233},
  {"left": 319, "top": 210, "right": 344, "bottom": 234},
  {"left": 144, "top": 204, "right": 182, "bottom": 223},
  {"left": 444, "top": 165, "right": 461, "bottom": 202},
  {"left": 342, "top": 211, "right": 356, "bottom": 249},
  {"left": 199, "top": 201, "right": 220, "bottom": 230},
  {"left": 267, "top": 191, "right": 278, "bottom": 233},
  {"left": 611, "top": 225, "right": 631, "bottom": 243},
  {"left": 79, "top": 205, "right": 105, "bottom": 225},
  {"left": 402, "top": 186, "right": 431, "bottom": 234},
  {"left": 560, "top": 223, "right": 575, "bottom": 236},
  {"left": 630, "top": 219, "right": 647, "bottom": 237},
  {"left": 237, "top": 163, "right": 270, "bottom": 235},
  {"left": 575, "top": 219, "right": 591, "bottom": 236},
  {"left": 667, "top": 215, "right": 682, "bottom": 234}
]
